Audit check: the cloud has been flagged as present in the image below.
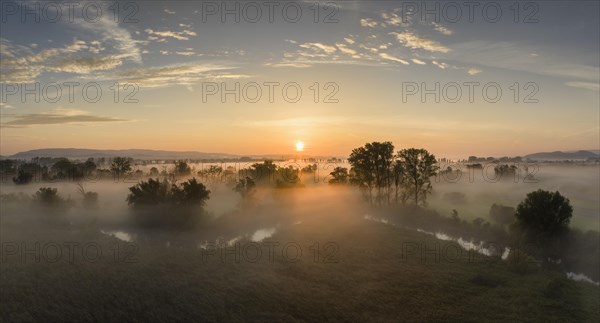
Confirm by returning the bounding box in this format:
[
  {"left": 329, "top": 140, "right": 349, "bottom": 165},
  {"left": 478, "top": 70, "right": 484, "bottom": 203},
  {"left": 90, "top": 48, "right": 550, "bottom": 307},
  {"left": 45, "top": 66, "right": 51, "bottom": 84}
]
[
  {"left": 411, "top": 58, "right": 426, "bottom": 65},
  {"left": 391, "top": 32, "right": 450, "bottom": 53},
  {"left": 117, "top": 62, "right": 247, "bottom": 89},
  {"left": 565, "top": 81, "right": 599, "bottom": 91},
  {"left": 1, "top": 108, "right": 129, "bottom": 128},
  {"left": 145, "top": 28, "right": 197, "bottom": 41},
  {"left": 379, "top": 53, "right": 409, "bottom": 65},
  {"left": 0, "top": 102, "right": 15, "bottom": 109},
  {"left": 467, "top": 68, "right": 482, "bottom": 75},
  {"left": 360, "top": 18, "right": 379, "bottom": 28},
  {"left": 432, "top": 61, "right": 449, "bottom": 69},
  {"left": 75, "top": 15, "right": 142, "bottom": 63},
  {"left": 431, "top": 22, "right": 453, "bottom": 36},
  {"left": 50, "top": 56, "right": 124, "bottom": 74},
  {"left": 336, "top": 44, "right": 358, "bottom": 56},
  {"left": 344, "top": 38, "right": 355, "bottom": 44},
  {"left": 164, "top": 9, "right": 176, "bottom": 14},
  {"left": 299, "top": 43, "right": 338, "bottom": 54},
  {"left": 265, "top": 62, "right": 312, "bottom": 68},
  {"left": 381, "top": 12, "right": 409, "bottom": 27},
  {"left": 1, "top": 13, "right": 144, "bottom": 83},
  {"left": 176, "top": 51, "right": 196, "bottom": 56},
  {"left": 0, "top": 39, "right": 130, "bottom": 83},
  {"left": 359, "top": 44, "right": 379, "bottom": 53},
  {"left": 444, "top": 41, "right": 600, "bottom": 88}
]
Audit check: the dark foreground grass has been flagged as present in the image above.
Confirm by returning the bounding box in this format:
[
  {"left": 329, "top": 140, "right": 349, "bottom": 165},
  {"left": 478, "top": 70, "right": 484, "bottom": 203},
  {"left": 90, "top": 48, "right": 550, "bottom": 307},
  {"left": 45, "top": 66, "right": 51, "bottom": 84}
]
[{"left": 1, "top": 214, "right": 599, "bottom": 322}]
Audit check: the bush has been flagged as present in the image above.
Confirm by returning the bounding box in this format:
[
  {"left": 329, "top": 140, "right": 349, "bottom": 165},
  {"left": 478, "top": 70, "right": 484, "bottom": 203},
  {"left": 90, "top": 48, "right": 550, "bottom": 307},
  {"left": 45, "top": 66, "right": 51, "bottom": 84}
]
[
  {"left": 127, "top": 178, "right": 211, "bottom": 228},
  {"left": 31, "top": 187, "right": 73, "bottom": 213},
  {"left": 127, "top": 178, "right": 171, "bottom": 206},
  {"left": 33, "top": 187, "right": 63, "bottom": 205},
  {"left": 13, "top": 169, "right": 34, "bottom": 185},
  {"left": 515, "top": 190, "right": 572, "bottom": 235},
  {"left": 77, "top": 183, "right": 98, "bottom": 207}
]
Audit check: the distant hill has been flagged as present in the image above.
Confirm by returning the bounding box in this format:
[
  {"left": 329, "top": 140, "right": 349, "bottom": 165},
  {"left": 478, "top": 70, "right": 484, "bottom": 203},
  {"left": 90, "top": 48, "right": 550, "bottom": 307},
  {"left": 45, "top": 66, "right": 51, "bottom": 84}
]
[
  {"left": 9, "top": 148, "right": 240, "bottom": 161},
  {"left": 524, "top": 150, "right": 599, "bottom": 161}
]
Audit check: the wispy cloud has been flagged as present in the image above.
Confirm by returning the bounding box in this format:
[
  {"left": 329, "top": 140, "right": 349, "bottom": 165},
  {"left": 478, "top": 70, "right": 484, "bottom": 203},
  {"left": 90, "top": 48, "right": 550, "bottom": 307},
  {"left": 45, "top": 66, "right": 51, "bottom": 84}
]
[
  {"left": 75, "top": 15, "right": 142, "bottom": 64},
  {"left": 391, "top": 32, "right": 450, "bottom": 53},
  {"left": 145, "top": 28, "right": 197, "bottom": 41},
  {"left": 0, "top": 38, "right": 131, "bottom": 83},
  {"left": 565, "top": 81, "right": 599, "bottom": 91},
  {"left": 379, "top": 53, "right": 409, "bottom": 65},
  {"left": 467, "top": 68, "right": 482, "bottom": 76},
  {"left": 431, "top": 22, "right": 453, "bottom": 36},
  {"left": 117, "top": 62, "right": 248, "bottom": 89},
  {"left": 360, "top": 18, "right": 379, "bottom": 28},
  {"left": 0, "top": 102, "right": 15, "bottom": 109},
  {"left": 1, "top": 108, "right": 129, "bottom": 128},
  {"left": 299, "top": 43, "right": 338, "bottom": 54}
]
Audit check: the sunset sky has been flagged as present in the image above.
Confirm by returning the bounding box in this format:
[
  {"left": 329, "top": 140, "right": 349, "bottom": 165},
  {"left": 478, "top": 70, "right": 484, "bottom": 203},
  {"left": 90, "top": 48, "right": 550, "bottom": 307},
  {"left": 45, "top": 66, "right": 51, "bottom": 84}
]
[{"left": 1, "top": 1, "right": 598, "bottom": 159}]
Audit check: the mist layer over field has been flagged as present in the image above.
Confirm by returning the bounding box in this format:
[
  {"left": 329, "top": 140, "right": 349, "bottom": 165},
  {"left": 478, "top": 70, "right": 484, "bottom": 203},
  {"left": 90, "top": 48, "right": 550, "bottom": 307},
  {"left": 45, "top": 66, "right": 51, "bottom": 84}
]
[
  {"left": 1, "top": 163, "right": 598, "bottom": 230},
  {"left": 1, "top": 162, "right": 599, "bottom": 321},
  {"left": 428, "top": 164, "right": 600, "bottom": 230}
]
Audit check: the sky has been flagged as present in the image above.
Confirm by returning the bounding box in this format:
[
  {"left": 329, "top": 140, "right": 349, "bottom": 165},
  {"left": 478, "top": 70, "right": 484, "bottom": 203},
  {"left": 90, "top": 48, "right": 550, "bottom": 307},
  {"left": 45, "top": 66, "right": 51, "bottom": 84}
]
[{"left": 0, "top": 0, "right": 599, "bottom": 159}]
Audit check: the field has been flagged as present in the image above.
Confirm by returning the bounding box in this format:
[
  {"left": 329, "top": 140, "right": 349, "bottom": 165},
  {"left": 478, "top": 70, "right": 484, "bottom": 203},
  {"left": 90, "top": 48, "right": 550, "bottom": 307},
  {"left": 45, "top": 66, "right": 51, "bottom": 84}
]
[{"left": 1, "top": 184, "right": 598, "bottom": 322}]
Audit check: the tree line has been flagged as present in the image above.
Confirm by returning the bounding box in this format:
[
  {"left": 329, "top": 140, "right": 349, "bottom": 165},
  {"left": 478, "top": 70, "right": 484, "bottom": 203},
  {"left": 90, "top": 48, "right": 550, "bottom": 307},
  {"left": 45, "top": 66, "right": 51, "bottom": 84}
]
[{"left": 329, "top": 142, "right": 439, "bottom": 206}]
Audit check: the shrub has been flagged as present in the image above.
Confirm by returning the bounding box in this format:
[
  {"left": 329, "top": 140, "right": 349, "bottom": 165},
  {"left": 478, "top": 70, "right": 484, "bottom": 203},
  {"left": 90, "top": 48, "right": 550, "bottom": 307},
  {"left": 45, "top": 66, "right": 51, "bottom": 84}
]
[
  {"left": 515, "top": 190, "right": 572, "bottom": 235},
  {"left": 126, "top": 178, "right": 211, "bottom": 228}
]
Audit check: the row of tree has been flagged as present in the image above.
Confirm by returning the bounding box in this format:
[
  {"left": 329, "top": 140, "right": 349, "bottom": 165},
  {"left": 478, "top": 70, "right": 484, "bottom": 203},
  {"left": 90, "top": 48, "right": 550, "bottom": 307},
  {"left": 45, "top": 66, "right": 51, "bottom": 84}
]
[{"left": 329, "top": 142, "right": 439, "bottom": 206}]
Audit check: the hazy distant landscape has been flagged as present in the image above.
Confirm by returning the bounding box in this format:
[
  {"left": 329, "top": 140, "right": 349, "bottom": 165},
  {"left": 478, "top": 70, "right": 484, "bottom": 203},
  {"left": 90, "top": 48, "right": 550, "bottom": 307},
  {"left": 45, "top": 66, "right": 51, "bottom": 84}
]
[
  {"left": 1, "top": 145, "right": 599, "bottom": 321},
  {"left": 1, "top": 0, "right": 599, "bottom": 321}
]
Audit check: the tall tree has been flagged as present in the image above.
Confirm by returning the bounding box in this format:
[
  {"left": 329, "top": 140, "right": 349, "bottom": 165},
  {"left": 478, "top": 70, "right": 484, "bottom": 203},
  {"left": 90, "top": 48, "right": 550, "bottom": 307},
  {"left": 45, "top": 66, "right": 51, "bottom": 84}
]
[
  {"left": 514, "top": 190, "right": 572, "bottom": 235},
  {"left": 396, "top": 148, "right": 438, "bottom": 206},
  {"left": 110, "top": 157, "right": 132, "bottom": 179},
  {"left": 328, "top": 167, "right": 349, "bottom": 185},
  {"left": 175, "top": 160, "right": 192, "bottom": 176},
  {"left": 348, "top": 142, "right": 394, "bottom": 204},
  {"left": 392, "top": 160, "right": 406, "bottom": 204}
]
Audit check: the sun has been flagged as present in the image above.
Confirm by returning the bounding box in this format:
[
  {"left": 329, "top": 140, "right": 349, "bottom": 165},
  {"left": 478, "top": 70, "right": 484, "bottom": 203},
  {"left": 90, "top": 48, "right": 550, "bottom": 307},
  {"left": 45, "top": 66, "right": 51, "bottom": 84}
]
[{"left": 295, "top": 141, "right": 305, "bottom": 152}]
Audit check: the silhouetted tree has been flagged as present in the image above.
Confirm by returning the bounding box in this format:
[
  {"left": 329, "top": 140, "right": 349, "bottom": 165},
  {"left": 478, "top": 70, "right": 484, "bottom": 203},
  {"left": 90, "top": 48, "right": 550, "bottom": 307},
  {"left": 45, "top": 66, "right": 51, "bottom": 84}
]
[
  {"left": 171, "top": 178, "right": 211, "bottom": 206},
  {"left": 12, "top": 163, "right": 43, "bottom": 184},
  {"left": 396, "top": 148, "right": 438, "bottom": 206},
  {"left": 127, "top": 178, "right": 170, "bottom": 206},
  {"left": 110, "top": 157, "right": 132, "bottom": 179},
  {"left": 348, "top": 142, "right": 395, "bottom": 204},
  {"left": 175, "top": 160, "right": 192, "bottom": 176},
  {"left": 234, "top": 176, "right": 256, "bottom": 197},
  {"left": 13, "top": 169, "right": 34, "bottom": 185},
  {"left": 392, "top": 160, "right": 406, "bottom": 204},
  {"left": 76, "top": 183, "right": 98, "bottom": 207},
  {"left": 328, "top": 167, "right": 349, "bottom": 184},
  {"left": 127, "top": 178, "right": 210, "bottom": 207},
  {"left": 514, "top": 190, "right": 573, "bottom": 235},
  {"left": 248, "top": 160, "right": 277, "bottom": 184}
]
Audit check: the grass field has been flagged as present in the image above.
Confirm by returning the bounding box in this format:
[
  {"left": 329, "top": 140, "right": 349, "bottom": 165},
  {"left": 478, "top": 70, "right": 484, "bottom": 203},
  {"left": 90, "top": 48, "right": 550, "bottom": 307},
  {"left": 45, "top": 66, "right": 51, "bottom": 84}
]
[{"left": 1, "top": 208, "right": 598, "bottom": 322}]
